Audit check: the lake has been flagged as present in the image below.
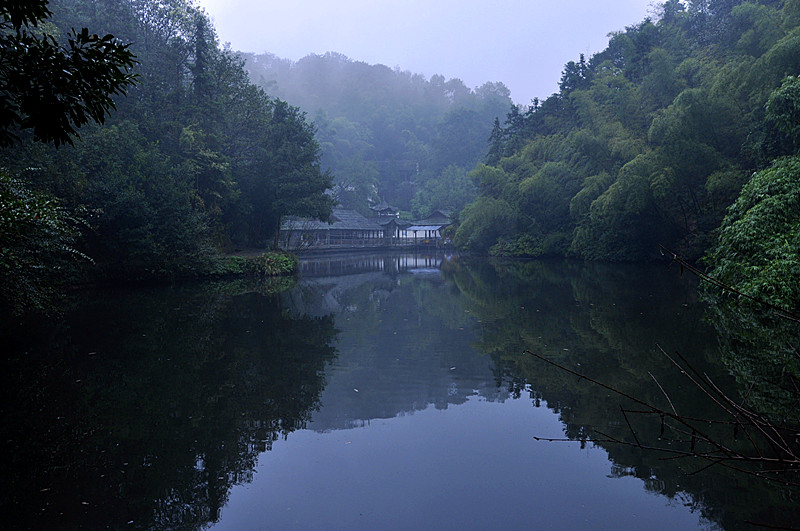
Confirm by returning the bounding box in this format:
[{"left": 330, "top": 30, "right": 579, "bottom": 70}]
[{"left": 2, "top": 252, "right": 798, "bottom": 529}]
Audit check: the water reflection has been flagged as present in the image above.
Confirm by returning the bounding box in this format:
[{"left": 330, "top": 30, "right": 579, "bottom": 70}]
[
  {"left": 285, "top": 252, "right": 502, "bottom": 431},
  {"left": 3, "top": 255, "right": 798, "bottom": 529},
  {"left": 298, "top": 250, "right": 450, "bottom": 278},
  {"left": 703, "top": 288, "right": 800, "bottom": 423},
  {"left": 1, "top": 280, "right": 337, "bottom": 529},
  {"left": 444, "top": 258, "right": 800, "bottom": 529}
]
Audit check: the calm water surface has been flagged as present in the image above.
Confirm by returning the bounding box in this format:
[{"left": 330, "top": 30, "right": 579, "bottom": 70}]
[{"left": 2, "top": 253, "right": 798, "bottom": 529}]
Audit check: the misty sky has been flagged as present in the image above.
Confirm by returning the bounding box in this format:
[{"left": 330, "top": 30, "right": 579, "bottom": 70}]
[{"left": 195, "top": 0, "right": 657, "bottom": 104}]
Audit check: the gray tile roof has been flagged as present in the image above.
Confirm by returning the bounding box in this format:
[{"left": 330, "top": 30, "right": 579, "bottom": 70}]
[
  {"left": 406, "top": 225, "right": 445, "bottom": 232},
  {"left": 281, "top": 208, "right": 383, "bottom": 232}
]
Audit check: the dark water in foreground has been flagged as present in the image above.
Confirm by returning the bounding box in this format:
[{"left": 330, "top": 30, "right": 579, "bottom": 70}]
[{"left": 2, "top": 253, "right": 798, "bottom": 529}]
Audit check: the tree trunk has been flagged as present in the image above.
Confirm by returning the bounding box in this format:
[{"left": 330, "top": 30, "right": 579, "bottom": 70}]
[{"left": 272, "top": 213, "right": 281, "bottom": 250}]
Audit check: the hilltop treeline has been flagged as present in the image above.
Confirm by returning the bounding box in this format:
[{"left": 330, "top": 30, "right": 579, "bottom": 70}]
[
  {"left": 4, "top": 0, "right": 799, "bottom": 312},
  {"left": 240, "top": 51, "right": 513, "bottom": 217},
  {"left": 0, "top": 0, "right": 333, "bottom": 311},
  {"left": 456, "top": 0, "right": 800, "bottom": 270}
]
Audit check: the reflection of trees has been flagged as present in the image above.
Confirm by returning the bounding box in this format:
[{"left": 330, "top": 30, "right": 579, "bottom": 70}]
[
  {"left": 704, "top": 292, "right": 800, "bottom": 424},
  {"left": 445, "top": 258, "right": 800, "bottom": 530},
  {"left": 283, "top": 266, "right": 500, "bottom": 431},
  {"left": 0, "top": 280, "right": 337, "bottom": 530}
]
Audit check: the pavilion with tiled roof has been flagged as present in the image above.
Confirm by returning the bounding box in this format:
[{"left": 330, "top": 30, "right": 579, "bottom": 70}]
[{"left": 279, "top": 208, "right": 384, "bottom": 249}]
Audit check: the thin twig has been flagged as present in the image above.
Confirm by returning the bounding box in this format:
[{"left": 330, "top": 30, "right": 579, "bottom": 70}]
[
  {"left": 660, "top": 245, "right": 800, "bottom": 322},
  {"left": 620, "top": 405, "right": 642, "bottom": 447},
  {"left": 648, "top": 371, "right": 677, "bottom": 415},
  {"left": 526, "top": 349, "right": 800, "bottom": 487},
  {"left": 526, "top": 350, "right": 736, "bottom": 458},
  {"left": 660, "top": 346, "right": 766, "bottom": 457}
]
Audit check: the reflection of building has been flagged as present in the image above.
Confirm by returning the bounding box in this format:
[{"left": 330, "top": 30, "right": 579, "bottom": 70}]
[
  {"left": 278, "top": 252, "right": 501, "bottom": 433},
  {"left": 298, "top": 251, "right": 446, "bottom": 277},
  {"left": 279, "top": 206, "right": 452, "bottom": 251}
]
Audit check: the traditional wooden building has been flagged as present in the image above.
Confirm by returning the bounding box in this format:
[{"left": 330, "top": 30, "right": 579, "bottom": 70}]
[
  {"left": 378, "top": 217, "right": 412, "bottom": 245},
  {"left": 279, "top": 206, "right": 453, "bottom": 250},
  {"left": 369, "top": 202, "right": 399, "bottom": 219},
  {"left": 402, "top": 209, "right": 453, "bottom": 245},
  {"left": 279, "top": 208, "right": 384, "bottom": 250},
  {"left": 367, "top": 202, "right": 411, "bottom": 244}
]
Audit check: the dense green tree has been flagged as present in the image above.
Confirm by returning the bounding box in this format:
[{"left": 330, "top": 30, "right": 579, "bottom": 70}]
[
  {"left": 0, "top": 171, "right": 85, "bottom": 313},
  {"left": 0, "top": 0, "right": 136, "bottom": 146},
  {"left": 454, "top": 195, "right": 519, "bottom": 251},
  {"left": 239, "top": 99, "right": 334, "bottom": 247},
  {"left": 71, "top": 121, "right": 215, "bottom": 278},
  {"left": 0, "top": 0, "right": 137, "bottom": 313},
  {"left": 0, "top": 0, "right": 339, "bottom": 309},
  {"left": 459, "top": 0, "right": 800, "bottom": 263},
  {"left": 240, "top": 52, "right": 512, "bottom": 212},
  {"left": 765, "top": 74, "right": 800, "bottom": 146},
  {"left": 411, "top": 165, "right": 476, "bottom": 219},
  {"left": 705, "top": 155, "right": 800, "bottom": 309}
]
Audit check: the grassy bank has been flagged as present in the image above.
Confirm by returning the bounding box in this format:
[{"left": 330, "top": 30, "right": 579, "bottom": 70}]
[{"left": 210, "top": 251, "right": 299, "bottom": 278}]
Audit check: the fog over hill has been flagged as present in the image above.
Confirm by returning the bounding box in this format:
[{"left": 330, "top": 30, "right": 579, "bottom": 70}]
[{"left": 196, "top": 0, "right": 655, "bottom": 104}]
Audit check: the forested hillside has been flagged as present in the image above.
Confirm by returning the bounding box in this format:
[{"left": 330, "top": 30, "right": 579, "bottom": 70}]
[
  {"left": 4, "top": 0, "right": 799, "bottom": 313},
  {"left": 0, "top": 0, "right": 332, "bottom": 311},
  {"left": 456, "top": 0, "right": 800, "bottom": 273},
  {"left": 240, "top": 52, "right": 512, "bottom": 217}
]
